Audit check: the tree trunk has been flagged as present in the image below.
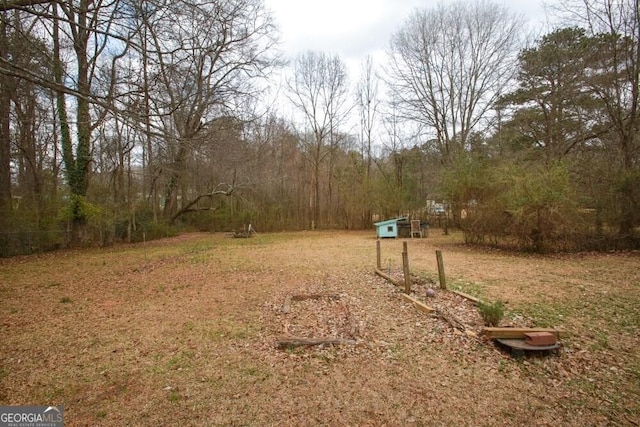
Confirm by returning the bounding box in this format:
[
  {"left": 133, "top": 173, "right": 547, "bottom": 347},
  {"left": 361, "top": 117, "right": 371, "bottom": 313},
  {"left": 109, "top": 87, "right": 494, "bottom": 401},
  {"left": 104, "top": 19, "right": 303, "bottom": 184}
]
[
  {"left": 163, "top": 143, "right": 187, "bottom": 219},
  {"left": 55, "top": 1, "right": 92, "bottom": 243},
  {"left": 141, "top": 24, "right": 158, "bottom": 221},
  {"left": 618, "top": 144, "right": 638, "bottom": 238},
  {"left": 0, "top": 13, "right": 12, "bottom": 229}
]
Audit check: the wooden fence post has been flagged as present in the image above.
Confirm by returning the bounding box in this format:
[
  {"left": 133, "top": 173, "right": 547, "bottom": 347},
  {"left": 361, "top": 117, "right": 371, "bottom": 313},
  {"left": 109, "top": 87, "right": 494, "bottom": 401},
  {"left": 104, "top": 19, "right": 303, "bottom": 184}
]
[
  {"left": 436, "top": 249, "right": 446, "bottom": 289},
  {"left": 403, "top": 242, "right": 411, "bottom": 294},
  {"left": 376, "top": 240, "right": 381, "bottom": 270}
]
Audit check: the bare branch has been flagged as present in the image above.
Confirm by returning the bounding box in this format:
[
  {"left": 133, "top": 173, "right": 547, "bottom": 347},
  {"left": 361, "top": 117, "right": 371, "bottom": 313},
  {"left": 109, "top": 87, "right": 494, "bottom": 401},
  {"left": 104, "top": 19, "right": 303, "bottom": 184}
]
[
  {"left": 0, "top": 0, "right": 51, "bottom": 11},
  {"left": 170, "top": 182, "right": 235, "bottom": 224},
  {"left": 386, "top": 1, "right": 524, "bottom": 163}
]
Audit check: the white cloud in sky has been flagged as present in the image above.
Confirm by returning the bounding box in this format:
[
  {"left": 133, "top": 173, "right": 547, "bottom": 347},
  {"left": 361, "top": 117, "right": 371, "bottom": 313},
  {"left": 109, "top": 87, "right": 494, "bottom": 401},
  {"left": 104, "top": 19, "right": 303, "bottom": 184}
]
[
  {"left": 264, "top": 0, "right": 556, "bottom": 75},
  {"left": 261, "top": 0, "right": 559, "bottom": 125},
  {"left": 266, "top": 0, "right": 425, "bottom": 59}
]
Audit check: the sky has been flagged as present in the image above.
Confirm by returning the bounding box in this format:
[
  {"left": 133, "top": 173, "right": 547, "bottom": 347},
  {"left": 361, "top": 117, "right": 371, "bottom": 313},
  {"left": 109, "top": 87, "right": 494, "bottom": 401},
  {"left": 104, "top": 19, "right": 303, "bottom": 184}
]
[
  {"left": 260, "top": 0, "right": 562, "bottom": 132},
  {"left": 263, "top": 0, "right": 558, "bottom": 80}
]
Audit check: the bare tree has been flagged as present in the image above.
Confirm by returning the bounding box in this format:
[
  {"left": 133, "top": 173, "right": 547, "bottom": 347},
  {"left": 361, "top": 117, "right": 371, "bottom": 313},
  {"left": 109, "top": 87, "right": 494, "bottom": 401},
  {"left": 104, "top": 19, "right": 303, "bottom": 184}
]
[
  {"left": 10, "top": 16, "right": 53, "bottom": 213},
  {"left": 287, "top": 51, "right": 349, "bottom": 228},
  {"left": 0, "top": 13, "right": 11, "bottom": 228},
  {"left": 354, "top": 55, "right": 380, "bottom": 227},
  {"left": 0, "top": 0, "right": 138, "bottom": 241},
  {"left": 356, "top": 56, "right": 379, "bottom": 182},
  {"left": 53, "top": 0, "right": 135, "bottom": 241},
  {"left": 387, "top": 0, "right": 523, "bottom": 164},
  {"left": 135, "top": 0, "right": 278, "bottom": 221}
]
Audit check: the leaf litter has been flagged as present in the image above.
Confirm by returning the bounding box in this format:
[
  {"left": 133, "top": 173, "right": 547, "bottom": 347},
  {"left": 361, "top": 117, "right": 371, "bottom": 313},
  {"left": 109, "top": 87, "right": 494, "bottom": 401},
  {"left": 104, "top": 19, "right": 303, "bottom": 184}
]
[{"left": 0, "top": 231, "right": 638, "bottom": 426}]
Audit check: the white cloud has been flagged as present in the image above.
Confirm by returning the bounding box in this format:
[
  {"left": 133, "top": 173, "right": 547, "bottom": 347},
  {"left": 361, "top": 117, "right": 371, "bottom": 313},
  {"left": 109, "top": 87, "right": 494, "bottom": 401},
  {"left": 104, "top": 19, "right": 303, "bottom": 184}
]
[
  {"left": 266, "top": 0, "right": 425, "bottom": 57},
  {"left": 265, "top": 0, "right": 557, "bottom": 85},
  {"left": 259, "top": 0, "right": 560, "bottom": 137}
]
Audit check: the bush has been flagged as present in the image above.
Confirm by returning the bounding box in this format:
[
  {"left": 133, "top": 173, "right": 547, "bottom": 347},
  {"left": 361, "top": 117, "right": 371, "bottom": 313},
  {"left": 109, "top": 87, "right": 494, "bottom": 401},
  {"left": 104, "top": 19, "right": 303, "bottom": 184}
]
[
  {"left": 478, "top": 300, "right": 504, "bottom": 327},
  {"left": 446, "top": 157, "right": 606, "bottom": 253}
]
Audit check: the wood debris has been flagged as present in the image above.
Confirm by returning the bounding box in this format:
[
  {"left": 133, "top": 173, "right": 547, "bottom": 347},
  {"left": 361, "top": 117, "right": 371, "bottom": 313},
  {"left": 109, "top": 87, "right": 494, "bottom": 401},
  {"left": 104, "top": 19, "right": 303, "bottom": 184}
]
[
  {"left": 275, "top": 290, "right": 361, "bottom": 350},
  {"left": 276, "top": 337, "right": 357, "bottom": 349}
]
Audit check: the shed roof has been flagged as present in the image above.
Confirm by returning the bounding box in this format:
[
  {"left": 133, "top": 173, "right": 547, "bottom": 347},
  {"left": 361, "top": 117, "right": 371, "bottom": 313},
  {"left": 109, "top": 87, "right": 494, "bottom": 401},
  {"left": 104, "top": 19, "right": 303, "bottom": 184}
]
[{"left": 374, "top": 217, "right": 407, "bottom": 226}]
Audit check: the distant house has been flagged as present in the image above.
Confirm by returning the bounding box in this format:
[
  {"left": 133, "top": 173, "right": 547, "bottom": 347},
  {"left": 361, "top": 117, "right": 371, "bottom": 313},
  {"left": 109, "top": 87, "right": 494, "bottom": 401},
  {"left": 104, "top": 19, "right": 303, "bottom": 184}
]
[
  {"left": 426, "top": 199, "right": 448, "bottom": 215},
  {"left": 374, "top": 217, "right": 407, "bottom": 238}
]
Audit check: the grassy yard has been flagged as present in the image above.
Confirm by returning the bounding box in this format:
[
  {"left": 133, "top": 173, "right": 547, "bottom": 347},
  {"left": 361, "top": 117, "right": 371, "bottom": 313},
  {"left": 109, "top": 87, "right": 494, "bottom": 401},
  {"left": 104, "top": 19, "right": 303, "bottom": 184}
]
[{"left": 0, "top": 231, "right": 638, "bottom": 426}]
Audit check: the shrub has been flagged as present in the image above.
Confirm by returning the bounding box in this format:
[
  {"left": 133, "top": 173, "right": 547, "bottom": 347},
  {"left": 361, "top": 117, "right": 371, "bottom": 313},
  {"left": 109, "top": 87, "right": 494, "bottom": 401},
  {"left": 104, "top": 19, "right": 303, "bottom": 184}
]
[{"left": 478, "top": 300, "right": 504, "bottom": 326}]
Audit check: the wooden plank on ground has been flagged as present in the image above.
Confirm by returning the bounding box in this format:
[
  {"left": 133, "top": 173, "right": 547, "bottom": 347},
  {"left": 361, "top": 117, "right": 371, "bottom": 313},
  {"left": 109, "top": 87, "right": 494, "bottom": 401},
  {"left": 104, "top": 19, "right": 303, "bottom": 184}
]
[
  {"left": 482, "top": 327, "right": 565, "bottom": 339},
  {"left": 401, "top": 293, "right": 436, "bottom": 314},
  {"left": 451, "top": 290, "right": 482, "bottom": 304},
  {"left": 375, "top": 269, "right": 402, "bottom": 287}
]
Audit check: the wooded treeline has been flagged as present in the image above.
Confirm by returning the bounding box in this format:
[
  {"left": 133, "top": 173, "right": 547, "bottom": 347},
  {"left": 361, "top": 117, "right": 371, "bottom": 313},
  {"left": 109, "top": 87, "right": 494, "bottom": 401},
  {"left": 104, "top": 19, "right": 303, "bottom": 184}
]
[{"left": 0, "top": 0, "right": 638, "bottom": 255}]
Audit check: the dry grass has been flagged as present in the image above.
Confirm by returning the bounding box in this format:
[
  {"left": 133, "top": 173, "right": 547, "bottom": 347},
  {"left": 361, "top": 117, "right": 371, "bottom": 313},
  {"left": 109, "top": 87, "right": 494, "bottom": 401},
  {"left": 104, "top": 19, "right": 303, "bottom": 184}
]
[{"left": 1, "top": 230, "right": 638, "bottom": 426}]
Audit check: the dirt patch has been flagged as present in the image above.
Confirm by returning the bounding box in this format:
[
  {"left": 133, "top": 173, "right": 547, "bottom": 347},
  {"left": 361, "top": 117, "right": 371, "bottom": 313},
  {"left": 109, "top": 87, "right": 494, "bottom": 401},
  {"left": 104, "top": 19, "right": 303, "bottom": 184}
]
[{"left": 0, "top": 231, "right": 638, "bottom": 426}]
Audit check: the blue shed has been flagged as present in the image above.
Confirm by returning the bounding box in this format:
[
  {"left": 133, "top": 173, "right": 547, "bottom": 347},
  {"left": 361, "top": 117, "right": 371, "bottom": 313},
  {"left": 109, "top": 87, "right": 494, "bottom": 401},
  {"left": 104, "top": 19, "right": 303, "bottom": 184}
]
[{"left": 374, "top": 217, "right": 406, "bottom": 238}]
